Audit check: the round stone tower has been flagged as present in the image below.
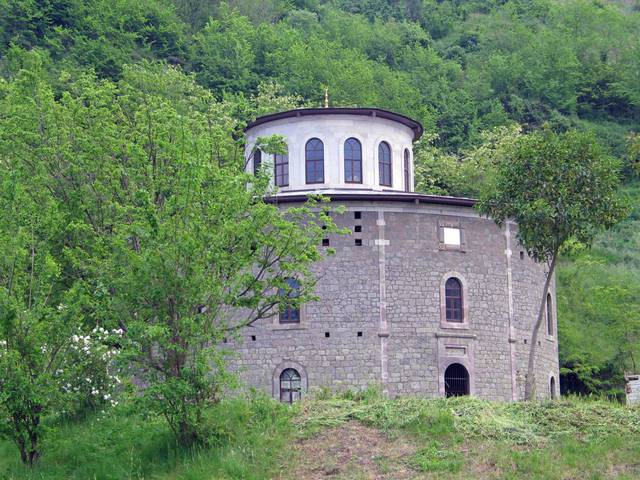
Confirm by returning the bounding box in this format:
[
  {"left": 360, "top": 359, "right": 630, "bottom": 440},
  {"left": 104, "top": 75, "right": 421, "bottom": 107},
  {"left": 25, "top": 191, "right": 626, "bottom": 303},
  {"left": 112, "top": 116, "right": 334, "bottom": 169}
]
[{"left": 232, "top": 107, "right": 559, "bottom": 402}]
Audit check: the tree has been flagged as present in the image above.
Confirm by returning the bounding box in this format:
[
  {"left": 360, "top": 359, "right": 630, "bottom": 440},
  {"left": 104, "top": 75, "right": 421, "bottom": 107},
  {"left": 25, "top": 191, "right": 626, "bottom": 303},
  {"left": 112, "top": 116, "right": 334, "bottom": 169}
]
[
  {"left": 477, "top": 128, "right": 628, "bottom": 400},
  {"left": 0, "top": 54, "right": 122, "bottom": 464},
  {"left": 104, "top": 65, "right": 341, "bottom": 445},
  {"left": 0, "top": 53, "right": 341, "bottom": 447}
]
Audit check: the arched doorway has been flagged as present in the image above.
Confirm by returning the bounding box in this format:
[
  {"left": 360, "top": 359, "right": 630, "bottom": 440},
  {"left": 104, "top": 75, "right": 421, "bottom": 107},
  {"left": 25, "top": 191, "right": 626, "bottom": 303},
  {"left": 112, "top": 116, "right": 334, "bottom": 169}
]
[
  {"left": 444, "top": 363, "right": 470, "bottom": 397},
  {"left": 550, "top": 376, "right": 556, "bottom": 399},
  {"left": 279, "top": 368, "right": 302, "bottom": 404}
]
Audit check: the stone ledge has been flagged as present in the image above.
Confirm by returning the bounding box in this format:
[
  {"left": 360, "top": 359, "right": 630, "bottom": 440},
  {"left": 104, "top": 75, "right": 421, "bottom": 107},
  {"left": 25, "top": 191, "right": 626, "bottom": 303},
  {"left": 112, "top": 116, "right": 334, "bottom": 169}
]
[{"left": 434, "top": 332, "right": 477, "bottom": 339}]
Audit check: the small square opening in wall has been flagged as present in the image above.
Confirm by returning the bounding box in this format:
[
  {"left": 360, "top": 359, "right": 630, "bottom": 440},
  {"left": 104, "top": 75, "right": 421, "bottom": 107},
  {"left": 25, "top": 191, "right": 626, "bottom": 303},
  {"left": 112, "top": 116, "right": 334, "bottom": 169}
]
[
  {"left": 520, "top": 251, "right": 525, "bottom": 260},
  {"left": 357, "top": 331, "right": 363, "bottom": 337},
  {"left": 324, "top": 332, "right": 330, "bottom": 338},
  {"left": 354, "top": 225, "right": 362, "bottom": 233},
  {"left": 443, "top": 227, "right": 461, "bottom": 246},
  {"left": 322, "top": 238, "right": 330, "bottom": 246},
  {"left": 251, "top": 335, "right": 256, "bottom": 342},
  {"left": 354, "top": 211, "right": 362, "bottom": 220},
  {"left": 355, "top": 239, "right": 362, "bottom": 246}
]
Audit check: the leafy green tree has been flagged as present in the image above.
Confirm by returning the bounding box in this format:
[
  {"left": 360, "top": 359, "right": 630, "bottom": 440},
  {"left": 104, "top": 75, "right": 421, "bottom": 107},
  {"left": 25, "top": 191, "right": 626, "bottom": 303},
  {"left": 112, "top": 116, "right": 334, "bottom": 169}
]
[
  {"left": 1, "top": 53, "right": 341, "bottom": 446},
  {"left": 477, "top": 128, "right": 628, "bottom": 400},
  {"left": 0, "top": 55, "right": 122, "bottom": 464}
]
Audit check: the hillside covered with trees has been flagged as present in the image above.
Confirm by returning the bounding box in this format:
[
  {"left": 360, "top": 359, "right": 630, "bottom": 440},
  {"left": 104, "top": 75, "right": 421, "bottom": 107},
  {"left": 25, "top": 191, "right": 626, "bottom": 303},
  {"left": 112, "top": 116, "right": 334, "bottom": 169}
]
[{"left": 1, "top": 0, "right": 639, "bottom": 396}]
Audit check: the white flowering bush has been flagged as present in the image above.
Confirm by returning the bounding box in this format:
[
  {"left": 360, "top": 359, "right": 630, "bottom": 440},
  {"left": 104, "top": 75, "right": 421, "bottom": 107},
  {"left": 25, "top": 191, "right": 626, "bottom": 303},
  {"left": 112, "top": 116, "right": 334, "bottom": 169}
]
[
  {"left": 0, "top": 298, "right": 125, "bottom": 466},
  {"left": 57, "top": 325, "right": 124, "bottom": 412}
]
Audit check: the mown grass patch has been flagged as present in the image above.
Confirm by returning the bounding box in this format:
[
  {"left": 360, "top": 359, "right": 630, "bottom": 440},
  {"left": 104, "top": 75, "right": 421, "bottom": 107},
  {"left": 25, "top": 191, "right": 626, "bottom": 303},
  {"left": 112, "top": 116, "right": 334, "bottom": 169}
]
[{"left": 289, "top": 389, "right": 640, "bottom": 479}]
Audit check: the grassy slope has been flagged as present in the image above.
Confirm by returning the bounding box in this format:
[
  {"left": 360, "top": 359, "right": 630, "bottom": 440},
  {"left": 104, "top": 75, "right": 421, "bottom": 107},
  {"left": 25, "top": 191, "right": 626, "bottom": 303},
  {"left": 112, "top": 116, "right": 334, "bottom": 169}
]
[{"left": 1, "top": 393, "right": 639, "bottom": 479}]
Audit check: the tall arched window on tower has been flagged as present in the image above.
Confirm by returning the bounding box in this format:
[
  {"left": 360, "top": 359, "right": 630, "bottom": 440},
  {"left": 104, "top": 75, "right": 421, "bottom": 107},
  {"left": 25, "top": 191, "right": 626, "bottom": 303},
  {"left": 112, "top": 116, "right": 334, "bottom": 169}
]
[
  {"left": 274, "top": 149, "right": 289, "bottom": 187},
  {"left": 403, "top": 149, "right": 410, "bottom": 192},
  {"left": 253, "top": 148, "right": 262, "bottom": 175},
  {"left": 279, "top": 277, "right": 300, "bottom": 324},
  {"left": 445, "top": 277, "right": 463, "bottom": 323},
  {"left": 280, "top": 368, "right": 302, "bottom": 403},
  {"left": 546, "top": 293, "right": 553, "bottom": 335},
  {"left": 305, "top": 138, "right": 324, "bottom": 184},
  {"left": 344, "top": 138, "right": 362, "bottom": 183},
  {"left": 378, "top": 142, "right": 392, "bottom": 187}
]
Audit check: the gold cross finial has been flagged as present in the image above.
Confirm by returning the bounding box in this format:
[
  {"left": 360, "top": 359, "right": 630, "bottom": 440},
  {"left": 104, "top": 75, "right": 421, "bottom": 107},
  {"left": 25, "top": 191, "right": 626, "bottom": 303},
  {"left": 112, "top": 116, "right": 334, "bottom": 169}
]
[{"left": 323, "top": 86, "right": 329, "bottom": 108}]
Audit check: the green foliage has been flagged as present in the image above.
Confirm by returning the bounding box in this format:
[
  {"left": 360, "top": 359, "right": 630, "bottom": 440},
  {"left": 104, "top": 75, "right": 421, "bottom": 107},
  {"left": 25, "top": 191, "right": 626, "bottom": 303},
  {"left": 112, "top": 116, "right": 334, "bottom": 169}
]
[
  {"left": 0, "top": 394, "right": 294, "bottom": 479},
  {"left": 477, "top": 128, "right": 627, "bottom": 399},
  {"left": 558, "top": 183, "right": 640, "bottom": 397},
  {"left": 478, "top": 128, "right": 627, "bottom": 263},
  {"left": 0, "top": 51, "right": 343, "bottom": 455},
  {"left": 0, "top": 52, "right": 123, "bottom": 465}
]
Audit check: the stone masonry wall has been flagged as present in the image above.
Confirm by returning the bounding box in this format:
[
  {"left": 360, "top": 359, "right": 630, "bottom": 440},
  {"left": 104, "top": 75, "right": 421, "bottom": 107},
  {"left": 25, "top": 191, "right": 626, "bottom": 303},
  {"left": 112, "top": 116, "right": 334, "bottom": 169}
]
[
  {"left": 226, "top": 200, "right": 559, "bottom": 401},
  {"left": 626, "top": 374, "right": 640, "bottom": 405}
]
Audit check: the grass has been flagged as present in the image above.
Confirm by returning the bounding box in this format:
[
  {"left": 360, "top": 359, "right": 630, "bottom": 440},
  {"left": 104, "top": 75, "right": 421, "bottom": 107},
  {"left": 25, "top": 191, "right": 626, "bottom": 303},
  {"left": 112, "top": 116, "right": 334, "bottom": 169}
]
[
  {"left": 0, "top": 394, "right": 294, "bottom": 480},
  {"left": 0, "top": 390, "right": 639, "bottom": 479}
]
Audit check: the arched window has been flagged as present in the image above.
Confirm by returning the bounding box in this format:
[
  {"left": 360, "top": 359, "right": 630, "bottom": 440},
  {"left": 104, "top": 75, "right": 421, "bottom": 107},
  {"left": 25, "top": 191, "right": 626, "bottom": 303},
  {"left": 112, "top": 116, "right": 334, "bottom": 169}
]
[
  {"left": 546, "top": 293, "right": 553, "bottom": 335},
  {"left": 378, "top": 142, "right": 392, "bottom": 187},
  {"left": 279, "top": 277, "right": 300, "bottom": 324},
  {"left": 253, "top": 149, "right": 262, "bottom": 175},
  {"left": 274, "top": 149, "right": 289, "bottom": 187},
  {"left": 404, "top": 148, "right": 410, "bottom": 192},
  {"left": 550, "top": 376, "right": 556, "bottom": 399},
  {"left": 280, "top": 368, "right": 302, "bottom": 403},
  {"left": 305, "top": 138, "right": 324, "bottom": 184},
  {"left": 344, "top": 138, "right": 362, "bottom": 183},
  {"left": 445, "top": 277, "right": 463, "bottom": 323},
  {"left": 444, "top": 363, "right": 469, "bottom": 397}
]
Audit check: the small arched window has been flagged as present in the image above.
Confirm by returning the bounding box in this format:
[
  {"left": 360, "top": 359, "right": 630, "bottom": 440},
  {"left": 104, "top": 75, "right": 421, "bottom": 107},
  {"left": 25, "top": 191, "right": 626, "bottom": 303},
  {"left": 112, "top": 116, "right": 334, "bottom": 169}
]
[
  {"left": 305, "top": 138, "right": 324, "bottom": 184},
  {"left": 279, "top": 277, "right": 300, "bottom": 324},
  {"left": 445, "top": 277, "right": 463, "bottom": 323},
  {"left": 404, "top": 149, "right": 410, "bottom": 192},
  {"left": 274, "top": 149, "right": 289, "bottom": 187},
  {"left": 550, "top": 376, "right": 556, "bottom": 399},
  {"left": 253, "top": 149, "right": 262, "bottom": 175},
  {"left": 344, "top": 138, "right": 362, "bottom": 183},
  {"left": 378, "top": 142, "right": 392, "bottom": 187},
  {"left": 546, "top": 293, "right": 553, "bottom": 335},
  {"left": 280, "top": 368, "right": 302, "bottom": 403},
  {"left": 444, "top": 363, "right": 469, "bottom": 397}
]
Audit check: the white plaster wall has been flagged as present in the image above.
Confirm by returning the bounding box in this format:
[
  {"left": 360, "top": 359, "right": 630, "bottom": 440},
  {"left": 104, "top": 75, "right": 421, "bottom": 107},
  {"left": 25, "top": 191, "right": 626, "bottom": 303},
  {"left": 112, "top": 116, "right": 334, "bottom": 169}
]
[{"left": 245, "top": 114, "right": 415, "bottom": 193}]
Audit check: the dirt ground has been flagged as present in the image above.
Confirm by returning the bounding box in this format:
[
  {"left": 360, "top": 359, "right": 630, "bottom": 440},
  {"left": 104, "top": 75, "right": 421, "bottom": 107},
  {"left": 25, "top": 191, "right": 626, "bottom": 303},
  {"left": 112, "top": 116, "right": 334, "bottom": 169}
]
[{"left": 278, "top": 421, "right": 418, "bottom": 480}]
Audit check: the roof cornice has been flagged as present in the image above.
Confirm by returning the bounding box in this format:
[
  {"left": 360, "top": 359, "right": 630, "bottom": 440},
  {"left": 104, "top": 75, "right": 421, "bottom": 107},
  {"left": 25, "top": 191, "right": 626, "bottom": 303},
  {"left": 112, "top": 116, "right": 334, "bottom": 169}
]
[{"left": 246, "top": 107, "right": 424, "bottom": 140}]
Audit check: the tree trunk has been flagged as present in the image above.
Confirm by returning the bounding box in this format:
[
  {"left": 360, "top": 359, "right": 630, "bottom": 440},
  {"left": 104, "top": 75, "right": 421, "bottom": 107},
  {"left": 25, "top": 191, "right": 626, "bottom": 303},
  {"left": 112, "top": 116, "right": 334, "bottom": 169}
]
[{"left": 524, "top": 254, "right": 557, "bottom": 401}]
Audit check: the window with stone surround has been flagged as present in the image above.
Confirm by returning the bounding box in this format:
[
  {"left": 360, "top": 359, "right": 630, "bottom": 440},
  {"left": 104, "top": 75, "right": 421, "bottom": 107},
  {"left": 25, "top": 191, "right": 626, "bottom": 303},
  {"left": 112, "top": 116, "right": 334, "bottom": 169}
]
[
  {"left": 546, "top": 293, "right": 553, "bottom": 335},
  {"left": 438, "top": 218, "right": 466, "bottom": 251},
  {"left": 279, "top": 277, "right": 300, "bottom": 324},
  {"left": 440, "top": 272, "right": 469, "bottom": 329},
  {"left": 445, "top": 278, "right": 463, "bottom": 322}
]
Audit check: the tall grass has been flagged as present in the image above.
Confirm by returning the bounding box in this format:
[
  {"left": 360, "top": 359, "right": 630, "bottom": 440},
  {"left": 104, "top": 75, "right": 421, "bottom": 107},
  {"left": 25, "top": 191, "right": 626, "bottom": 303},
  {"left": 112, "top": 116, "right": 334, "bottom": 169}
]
[{"left": 0, "top": 394, "right": 294, "bottom": 480}]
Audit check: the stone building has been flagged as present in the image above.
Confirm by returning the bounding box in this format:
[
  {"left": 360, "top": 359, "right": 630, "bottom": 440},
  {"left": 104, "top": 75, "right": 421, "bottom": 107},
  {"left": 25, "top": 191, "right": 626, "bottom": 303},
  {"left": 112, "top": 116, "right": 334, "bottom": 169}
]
[
  {"left": 232, "top": 107, "right": 559, "bottom": 402},
  {"left": 626, "top": 373, "right": 640, "bottom": 405}
]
